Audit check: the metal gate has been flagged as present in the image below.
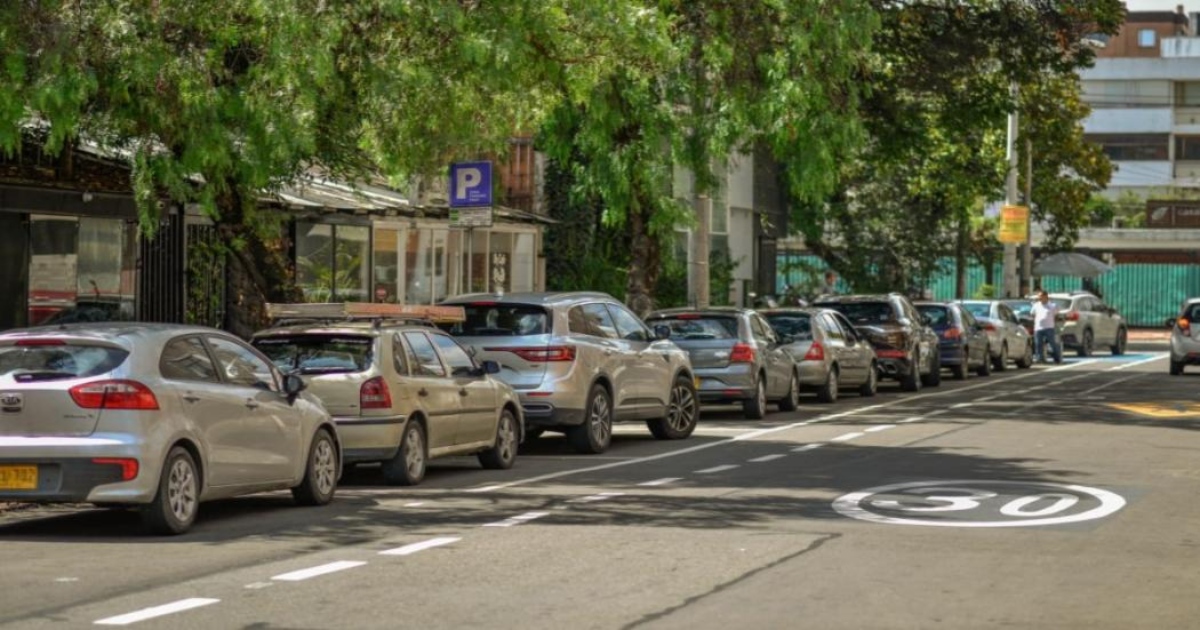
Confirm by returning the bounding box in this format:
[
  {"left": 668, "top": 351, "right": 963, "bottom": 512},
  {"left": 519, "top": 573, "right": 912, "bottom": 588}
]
[{"left": 185, "top": 218, "right": 225, "bottom": 328}]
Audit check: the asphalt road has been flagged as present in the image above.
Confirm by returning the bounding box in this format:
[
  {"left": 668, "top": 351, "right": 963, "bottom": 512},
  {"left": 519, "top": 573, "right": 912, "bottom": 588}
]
[{"left": 2, "top": 345, "right": 1198, "bottom": 629}]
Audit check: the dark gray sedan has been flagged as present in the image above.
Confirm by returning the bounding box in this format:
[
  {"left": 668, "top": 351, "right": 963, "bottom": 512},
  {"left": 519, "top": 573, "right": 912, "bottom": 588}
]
[
  {"left": 645, "top": 307, "right": 797, "bottom": 419},
  {"left": 759, "top": 308, "right": 879, "bottom": 403}
]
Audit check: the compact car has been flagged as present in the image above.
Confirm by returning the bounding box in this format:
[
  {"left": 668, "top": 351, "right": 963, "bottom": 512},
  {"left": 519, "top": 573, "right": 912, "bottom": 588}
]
[
  {"left": 1026, "top": 291, "right": 1128, "bottom": 357},
  {"left": 915, "top": 302, "right": 992, "bottom": 380},
  {"left": 1168, "top": 298, "right": 1200, "bottom": 375},
  {"left": 759, "top": 307, "right": 878, "bottom": 402},
  {"left": 956, "top": 299, "right": 1034, "bottom": 370}
]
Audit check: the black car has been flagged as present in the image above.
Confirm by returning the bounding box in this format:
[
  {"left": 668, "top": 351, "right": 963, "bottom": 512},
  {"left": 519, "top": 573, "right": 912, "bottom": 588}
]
[{"left": 812, "top": 293, "right": 941, "bottom": 391}]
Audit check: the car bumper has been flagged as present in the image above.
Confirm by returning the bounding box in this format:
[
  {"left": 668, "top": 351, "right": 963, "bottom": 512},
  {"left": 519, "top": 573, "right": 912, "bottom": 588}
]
[
  {"left": 796, "top": 361, "right": 828, "bottom": 388},
  {"left": 518, "top": 399, "right": 585, "bottom": 428},
  {"left": 938, "top": 342, "right": 967, "bottom": 365},
  {"left": 333, "top": 415, "right": 406, "bottom": 462},
  {"left": 695, "top": 366, "right": 756, "bottom": 402},
  {"left": 0, "top": 436, "right": 159, "bottom": 504},
  {"left": 1170, "top": 336, "right": 1200, "bottom": 365}
]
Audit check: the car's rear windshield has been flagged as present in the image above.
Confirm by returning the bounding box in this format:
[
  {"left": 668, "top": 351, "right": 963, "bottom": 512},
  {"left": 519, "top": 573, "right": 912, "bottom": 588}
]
[
  {"left": 916, "top": 305, "right": 953, "bottom": 327},
  {"left": 1004, "top": 301, "right": 1033, "bottom": 317},
  {"left": 1053, "top": 299, "right": 1072, "bottom": 310},
  {"left": 763, "top": 313, "right": 812, "bottom": 341},
  {"left": 961, "top": 302, "right": 991, "bottom": 318},
  {"left": 253, "top": 335, "right": 374, "bottom": 374},
  {"left": 0, "top": 342, "right": 129, "bottom": 382},
  {"left": 439, "top": 304, "right": 550, "bottom": 337},
  {"left": 652, "top": 315, "right": 739, "bottom": 340},
  {"left": 817, "top": 302, "right": 895, "bottom": 324}
]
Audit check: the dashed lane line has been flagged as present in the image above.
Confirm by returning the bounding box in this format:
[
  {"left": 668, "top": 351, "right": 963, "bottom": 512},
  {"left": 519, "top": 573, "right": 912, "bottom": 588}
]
[
  {"left": 830, "top": 432, "right": 865, "bottom": 443},
  {"left": 271, "top": 561, "right": 367, "bottom": 582},
  {"left": 482, "top": 511, "right": 551, "bottom": 527},
  {"left": 695, "top": 464, "right": 740, "bottom": 474},
  {"left": 567, "top": 492, "right": 626, "bottom": 503},
  {"left": 865, "top": 424, "right": 896, "bottom": 433},
  {"left": 94, "top": 598, "right": 220, "bottom": 626},
  {"left": 379, "top": 537, "right": 461, "bottom": 556},
  {"left": 638, "top": 477, "right": 682, "bottom": 487},
  {"left": 748, "top": 454, "right": 788, "bottom": 463},
  {"left": 792, "top": 443, "right": 825, "bottom": 452}
]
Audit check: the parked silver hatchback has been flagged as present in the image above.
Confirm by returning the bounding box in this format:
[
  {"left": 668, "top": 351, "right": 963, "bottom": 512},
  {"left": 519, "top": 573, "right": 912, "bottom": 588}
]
[
  {"left": 439, "top": 292, "right": 698, "bottom": 454},
  {"left": 644, "top": 307, "right": 798, "bottom": 419},
  {"left": 759, "top": 307, "right": 879, "bottom": 403},
  {"left": 0, "top": 324, "right": 340, "bottom": 535},
  {"left": 956, "top": 300, "right": 1034, "bottom": 370}
]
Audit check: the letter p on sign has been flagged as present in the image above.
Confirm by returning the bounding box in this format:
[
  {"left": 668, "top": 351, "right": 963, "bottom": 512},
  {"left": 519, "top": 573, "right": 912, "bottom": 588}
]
[{"left": 449, "top": 161, "right": 493, "bottom": 208}]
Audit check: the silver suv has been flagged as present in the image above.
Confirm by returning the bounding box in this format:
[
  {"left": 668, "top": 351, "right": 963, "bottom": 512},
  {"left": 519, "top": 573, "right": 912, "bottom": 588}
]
[
  {"left": 439, "top": 292, "right": 698, "bottom": 454},
  {"left": 1168, "top": 298, "right": 1200, "bottom": 375},
  {"left": 1034, "top": 291, "right": 1128, "bottom": 357}
]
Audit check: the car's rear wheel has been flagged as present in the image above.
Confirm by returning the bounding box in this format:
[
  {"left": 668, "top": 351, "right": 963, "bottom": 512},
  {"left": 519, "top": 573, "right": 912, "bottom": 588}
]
[
  {"left": 479, "top": 409, "right": 519, "bottom": 469},
  {"left": 778, "top": 372, "right": 800, "bottom": 412},
  {"left": 382, "top": 420, "right": 426, "bottom": 485},
  {"left": 1015, "top": 341, "right": 1034, "bottom": 369},
  {"left": 293, "top": 429, "right": 338, "bottom": 506},
  {"left": 1078, "top": 329, "right": 1093, "bottom": 357},
  {"left": 921, "top": 351, "right": 941, "bottom": 387},
  {"left": 951, "top": 350, "right": 968, "bottom": 380},
  {"left": 859, "top": 363, "right": 878, "bottom": 397},
  {"left": 648, "top": 376, "right": 698, "bottom": 440},
  {"left": 900, "top": 351, "right": 922, "bottom": 392},
  {"left": 993, "top": 343, "right": 1008, "bottom": 372},
  {"left": 1170, "top": 360, "right": 1184, "bottom": 376},
  {"left": 817, "top": 367, "right": 839, "bottom": 403},
  {"left": 142, "top": 446, "right": 200, "bottom": 535},
  {"left": 569, "top": 384, "right": 613, "bottom": 453},
  {"left": 1111, "top": 328, "right": 1127, "bottom": 356},
  {"left": 976, "top": 346, "right": 992, "bottom": 377},
  {"left": 743, "top": 376, "right": 768, "bottom": 419}
]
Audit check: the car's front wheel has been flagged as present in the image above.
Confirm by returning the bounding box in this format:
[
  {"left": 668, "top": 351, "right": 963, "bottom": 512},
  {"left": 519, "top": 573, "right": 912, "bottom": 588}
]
[
  {"left": 648, "top": 376, "right": 698, "bottom": 439},
  {"left": 1015, "top": 341, "right": 1034, "bottom": 369},
  {"left": 479, "top": 409, "right": 519, "bottom": 469},
  {"left": 900, "top": 351, "right": 922, "bottom": 392},
  {"left": 921, "top": 350, "right": 941, "bottom": 387},
  {"left": 1111, "top": 328, "right": 1127, "bottom": 356},
  {"left": 859, "top": 363, "right": 878, "bottom": 397},
  {"left": 951, "top": 350, "right": 968, "bottom": 381},
  {"left": 816, "top": 367, "right": 839, "bottom": 403},
  {"left": 142, "top": 446, "right": 200, "bottom": 535},
  {"left": 569, "top": 384, "right": 613, "bottom": 454},
  {"left": 293, "top": 429, "right": 338, "bottom": 506},
  {"left": 382, "top": 420, "right": 426, "bottom": 485},
  {"left": 1078, "top": 329, "right": 1094, "bottom": 357},
  {"left": 976, "top": 346, "right": 992, "bottom": 377},
  {"left": 777, "top": 372, "right": 800, "bottom": 412}
]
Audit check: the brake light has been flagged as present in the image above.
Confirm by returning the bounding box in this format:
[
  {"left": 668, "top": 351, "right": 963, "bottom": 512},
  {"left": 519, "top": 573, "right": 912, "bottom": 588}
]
[
  {"left": 1067, "top": 311, "right": 1079, "bottom": 321},
  {"left": 875, "top": 349, "right": 906, "bottom": 359},
  {"left": 92, "top": 457, "right": 139, "bottom": 481},
  {"left": 943, "top": 328, "right": 962, "bottom": 340},
  {"left": 488, "top": 346, "right": 576, "bottom": 362},
  {"left": 360, "top": 376, "right": 393, "bottom": 410},
  {"left": 69, "top": 380, "right": 159, "bottom": 410},
  {"left": 1180, "top": 318, "right": 1191, "bottom": 334},
  {"left": 16, "top": 339, "right": 66, "bottom": 346},
  {"left": 982, "top": 323, "right": 996, "bottom": 332},
  {"left": 803, "top": 342, "right": 825, "bottom": 361},
  {"left": 730, "top": 343, "right": 756, "bottom": 363}
]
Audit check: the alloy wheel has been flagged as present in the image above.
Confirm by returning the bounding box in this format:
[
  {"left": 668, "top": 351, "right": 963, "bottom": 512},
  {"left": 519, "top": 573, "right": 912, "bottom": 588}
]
[
  {"left": 667, "top": 382, "right": 697, "bottom": 432},
  {"left": 589, "top": 392, "right": 612, "bottom": 446},
  {"left": 312, "top": 436, "right": 337, "bottom": 497},
  {"left": 167, "top": 458, "right": 198, "bottom": 525},
  {"left": 405, "top": 425, "right": 425, "bottom": 478}
]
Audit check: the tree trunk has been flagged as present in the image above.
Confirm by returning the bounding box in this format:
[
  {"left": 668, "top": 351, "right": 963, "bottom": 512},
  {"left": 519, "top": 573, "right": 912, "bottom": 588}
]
[
  {"left": 215, "top": 185, "right": 301, "bottom": 338},
  {"left": 625, "top": 194, "right": 660, "bottom": 317}
]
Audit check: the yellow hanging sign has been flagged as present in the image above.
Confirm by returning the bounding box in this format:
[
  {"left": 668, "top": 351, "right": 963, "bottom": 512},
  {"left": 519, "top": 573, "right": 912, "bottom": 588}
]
[{"left": 998, "top": 205, "right": 1029, "bottom": 244}]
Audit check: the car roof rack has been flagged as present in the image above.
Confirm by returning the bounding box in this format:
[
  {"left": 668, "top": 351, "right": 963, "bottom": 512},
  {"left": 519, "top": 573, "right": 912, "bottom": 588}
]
[{"left": 264, "top": 302, "right": 467, "bottom": 328}]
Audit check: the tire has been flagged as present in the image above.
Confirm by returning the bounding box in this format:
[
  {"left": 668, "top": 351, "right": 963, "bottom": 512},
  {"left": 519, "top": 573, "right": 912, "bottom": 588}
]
[
  {"left": 648, "top": 376, "right": 699, "bottom": 440},
  {"left": 921, "top": 350, "right": 941, "bottom": 387},
  {"left": 777, "top": 372, "right": 800, "bottom": 412},
  {"left": 479, "top": 409, "right": 519, "bottom": 470},
  {"left": 141, "top": 446, "right": 200, "bottom": 536},
  {"left": 951, "top": 350, "right": 968, "bottom": 381},
  {"left": 859, "top": 363, "right": 878, "bottom": 397},
  {"left": 293, "top": 429, "right": 338, "bottom": 506},
  {"left": 975, "top": 346, "right": 992, "bottom": 377},
  {"left": 1015, "top": 342, "right": 1033, "bottom": 369},
  {"left": 1111, "top": 328, "right": 1127, "bottom": 356},
  {"left": 569, "top": 384, "right": 613, "bottom": 453},
  {"left": 743, "top": 376, "right": 768, "bottom": 419},
  {"left": 1078, "top": 329, "right": 1093, "bottom": 357},
  {"left": 816, "top": 368, "right": 839, "bottom": 404},
  {"left": 382, "top": 420, "right": 426, "bottom": 485},
  {"left": 1170, "top": 360, "right": 1184, "bottom": 376},
  {"left": 993, "top": 343, "right": 1008, "bottom": 372},
  {"left": 900, "top": 351, "right": 922, "bottom": 392}
]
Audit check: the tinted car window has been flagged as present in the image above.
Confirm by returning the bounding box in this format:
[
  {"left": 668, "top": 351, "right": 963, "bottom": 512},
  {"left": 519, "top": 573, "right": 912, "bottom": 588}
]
[
  {"left": 392, "top": 333, "right": 410, "bottom": 376},
  {"left": 254, "top": 334, "right": 374, "bottom": 375},
  {"left": 961, "top": 302, "right": 991, "bottom": 319},
  {"left": 1185, "top": 303, "right": 1200, "bottom": 321},
  {"left": 763, "top": 313, "right": 812, "bottom": 341},
  {"left": 208, "top": 336, "right": 276, "bottom": 390},
  {"left": 429, "top": 333, "right": 476, "bottom": 377},
  {"left": 1050, "top": 298, "right": 1072, "bottom": 310},
  {"left": 819, "top": 314, "right": 845, "bottom": 341},
  {"left": 570, "top": 303, "right": 619, "bottom": 339},
  {"left": 441, "top": 304, "right": 549, "bottom": 337},
  {"left": 404, "top": 332, "right": 446, "bottom": 377},
  {"left": 818, "top": 302, "right": 895, "bottom": 324},
  {"left": 0, "top": 342, "right": 128, "bottom": 382},
  {"left": 160, "top": 337, "right": 219, "bottom": 382},
  {"left": 916, "top": 305, "right": 951, "bottom": 327},
  {"left": 831, "top": 313, "right": 860, "bottom": 341},
  {"left": 607, "top": 304, "right": 650, "bottom": 342},
  {"left": 1004, "top": 301, "right": 1034, "bottom": 318},
  {"left": 653, "top": 316, "right": 739, "bottom": 340}
]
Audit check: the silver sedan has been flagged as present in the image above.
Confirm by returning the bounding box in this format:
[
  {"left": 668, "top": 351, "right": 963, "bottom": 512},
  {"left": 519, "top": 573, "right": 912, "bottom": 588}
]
[
  {"left": 760, "top": 308, "right": 879, "bottom": 403},
  {"left": 0, "top": 323, "right": 340, "bottom": 535},
  {"left": 956, "top": 300, "right": 1034, "bottom": 369}
]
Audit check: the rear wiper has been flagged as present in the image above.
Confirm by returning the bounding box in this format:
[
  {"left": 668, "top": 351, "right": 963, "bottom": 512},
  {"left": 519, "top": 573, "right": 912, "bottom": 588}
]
[{"left": 12, "top": 371, "right": 78, "bottom": 382}]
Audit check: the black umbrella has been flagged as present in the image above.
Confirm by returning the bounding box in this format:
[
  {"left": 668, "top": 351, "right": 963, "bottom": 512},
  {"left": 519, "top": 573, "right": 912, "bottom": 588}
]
[{"left": 1032, "top": 252, "right": 1113, "bottom": 278}]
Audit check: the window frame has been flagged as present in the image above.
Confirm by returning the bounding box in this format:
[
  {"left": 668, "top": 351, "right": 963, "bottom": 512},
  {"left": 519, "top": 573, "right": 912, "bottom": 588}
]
[
  {"left": 203, "top": 334, "right": 280, "bottom": 391},
  {"left": 428, "top": 331, "right": 477, "bottom": 378},
  {"left": 159, "top": 334, "right": 221, "bottom": 384},
  {"left": 1138, "top": 28, "right": 1157, "bottom": 48}
]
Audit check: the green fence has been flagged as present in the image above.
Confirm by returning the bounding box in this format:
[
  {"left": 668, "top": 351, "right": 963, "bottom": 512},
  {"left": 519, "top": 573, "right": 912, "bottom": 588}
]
[{"left": 777, "top": 253, "right": 1199, "bottom": 327}]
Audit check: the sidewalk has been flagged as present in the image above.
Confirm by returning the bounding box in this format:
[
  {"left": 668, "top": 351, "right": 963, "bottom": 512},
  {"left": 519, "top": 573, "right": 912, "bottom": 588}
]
[{"left": 1128, "top": 328, "right": 1170, "bottom": 342}]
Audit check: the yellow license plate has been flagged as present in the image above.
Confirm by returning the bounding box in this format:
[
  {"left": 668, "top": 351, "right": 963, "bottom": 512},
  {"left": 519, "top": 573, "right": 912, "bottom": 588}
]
[
  {"left": 0, "top": 465, "right": 37, "bottom": 490},
  {"left": 694, "top": 376, "right": 702, "bottom": 389}
]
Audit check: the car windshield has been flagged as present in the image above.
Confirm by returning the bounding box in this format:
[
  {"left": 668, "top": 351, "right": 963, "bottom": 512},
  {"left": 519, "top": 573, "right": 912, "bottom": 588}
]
[
  {"left": 961, "top": 302, "right": 991, "bottom": 319},
  {"left": 916, "top": 305, "right": 953, "bottom": 327},
  {"left": 763, "top": 313, "right": 813, "bottom": 341},
  {"left": 1004, "top": 301, "right": 1033, "bottom": 317},
  {"left": 653, "top": 316, "right": 739, "bottom": 340},
  {"left": 439, "top": 304, "right": 550, "bottom": 337},
  {"left": 818, "top": 302, "right": 895, "bottom": 324},
  {"left": 0, "top": 342, "right": 129, "bottom": 382},
  {"left": 253, "top": 335, "right": 373, "bottom": 374}
]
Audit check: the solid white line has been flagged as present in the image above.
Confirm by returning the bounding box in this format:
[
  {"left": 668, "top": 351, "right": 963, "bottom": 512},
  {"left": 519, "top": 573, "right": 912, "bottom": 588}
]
[
  {"left": 465, "top": 485, "right": 505, "bottom": 494},
  {"left": 483, "top": 511, "right": 550, "bottom": 527},
  {"left": 898, "top": 417, "right": 923, "bottom": 424},
  {"left": 95, "top": 598, "right": 220, "bottom": 626},
  {"left": 1108, "top": 353, "right": 1168, "bottom": 371},
  {"left": 638, "top": 477, "right": 682, "bottom": 486},
  {"left": 792, "top": 443, "right": 824, "bottom": 452},
  {"left": 748, "top": 454, "right": 788, "bottom": 463},
  {"left": 695, "top": 464, "right": 740, "bottom": 474},
  {"left": 379, "top": 537, "right": 460, "bottom": 556},
  {"left": 865, "top": 424, "right": 896, "bottom": 433},
  {"left": 951, "top": 403, "right": 972, "bottom": 409},
  {"left": 404, "top": 502, "right": 426, "bottom": 507},
  {"left": 831, "top": 432, "right": 865, "bottom": 442},
  {"left": 271, "top": 561, "right": 366, "bottom": 582}
]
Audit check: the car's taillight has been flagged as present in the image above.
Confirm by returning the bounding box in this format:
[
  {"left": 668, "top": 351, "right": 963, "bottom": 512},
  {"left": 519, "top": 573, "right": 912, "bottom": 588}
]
[
  {"left": 1067, "top": 311, "right": 1080, "bottom": 321},
  {"left": 92, "top": 457, "right": 139, "bottom": 481},
  {"left": 488, "top": 346, "right": 576, "bottom": 362},
  {"left": 803, "top": 342, "right": 825, "bottom": 361},
  {"left": 982, "top": 323, "right": 996, "bottom": 332},
  {"left": 1180, "top": 318, "right": 1191, "bottom": 334},
  {"left": 943, "top": 328, "right": 962, "bottom": 340},
  {"left": 730, "top": 343, "right": 756, "bottom": 363},
  {"left": 69, "top": 380, "right": 159, "bottom": 410},
  {"left": 360, "top": 376, "right": 393, "bottom": 410}
]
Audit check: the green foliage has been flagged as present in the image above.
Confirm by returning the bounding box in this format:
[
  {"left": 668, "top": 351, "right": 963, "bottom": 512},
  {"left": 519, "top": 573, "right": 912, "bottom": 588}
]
[{"left": 973, "top": 284, "right": 997, "bottom": 299}]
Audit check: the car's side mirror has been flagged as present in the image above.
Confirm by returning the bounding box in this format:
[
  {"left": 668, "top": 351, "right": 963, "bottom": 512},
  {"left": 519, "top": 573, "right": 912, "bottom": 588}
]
[
  {"left": 479, "top": 359, "right": 501, "bottom": 375},
  {"left": 283, "top": 373, "right": 306, "bottom": 404},
  {"left": 653, "top": 324, "right": 672, "bottom": 340}
]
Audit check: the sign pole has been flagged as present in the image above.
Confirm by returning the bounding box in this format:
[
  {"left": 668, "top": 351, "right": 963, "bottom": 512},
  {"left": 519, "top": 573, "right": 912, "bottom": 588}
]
[{"left": 1001, "top": 82, "right": 1020, "bottom": 298}]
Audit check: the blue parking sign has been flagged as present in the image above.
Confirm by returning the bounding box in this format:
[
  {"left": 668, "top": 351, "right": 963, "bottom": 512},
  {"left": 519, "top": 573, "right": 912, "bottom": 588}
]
[{"left": 449, "top": 161, "right": 493, "bottom": 208}]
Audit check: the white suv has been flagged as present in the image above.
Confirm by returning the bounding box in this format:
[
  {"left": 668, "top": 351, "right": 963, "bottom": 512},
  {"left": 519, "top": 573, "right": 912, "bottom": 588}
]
[{"left": 1036, "top": 291, "right": 1128, "bottom": 357}]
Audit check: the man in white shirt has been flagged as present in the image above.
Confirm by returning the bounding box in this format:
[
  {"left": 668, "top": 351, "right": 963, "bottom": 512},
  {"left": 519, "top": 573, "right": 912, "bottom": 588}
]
[{"left": 1030, "top": 291, "right": 1062, "bottom": 364}]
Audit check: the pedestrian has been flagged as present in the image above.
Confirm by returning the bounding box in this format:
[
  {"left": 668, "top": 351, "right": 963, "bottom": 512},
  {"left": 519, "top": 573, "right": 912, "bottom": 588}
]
[
  {"left": 820, "top": 270, "right": 838, "bottom": 296},
  {"left": 1031, "top": 290, "right": 1062, "bottom": 364}
]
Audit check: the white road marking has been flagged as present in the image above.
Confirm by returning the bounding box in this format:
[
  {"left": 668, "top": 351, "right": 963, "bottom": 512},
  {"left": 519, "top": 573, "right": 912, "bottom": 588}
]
[
  {"left": 792, "top": 443, "right": 824, "bottom": 452},
  {"left": 243, "top": 582, "right": 272, "bottom": 590},
  {"left": 404, "top": 502, "right": 426, "bottom": 507},
  {"left": 899, "top": 416, "right": 923, "bottom": 424},
  {"left": 380, "top": 536, "right": 461, "bottom": 556},
  {"left": 951, "top": 403, "right": 972, "bottom": 409},
  {"left": 466, "top": 485, "right": 505, "bottom": 494},
  {"left": 55, "top": 577, "right": 79, "bottom": 583},
  {"left": 831, "top": 432, "right": 865, "bottom": 442},
  {"left": 695, "top": 464, "right": 740, "bottom": 474},
  {"left": 568, "top": 492, "right": 626, "bottom": 503},
  {"left": 94, "top": 598, "right": 220, "bottom": 626},
  {"left": 638, "top": 477, "right": 682, "bottom": 486},
  {"left": 483, "top": 511, "right": 551, "bottom": 527},
  {"left": 865, "top": 424, "right": 896, "bottom": 433},
  {"left": 748, "top": 454, "right": 788, "bottom": 463},
  {"left": 271, "top": 561, "right": 367, "bottom": 582},
  {"left": 1108, "top": 353, "right": 1168, "bottom": 371},
  {"left": 1076, "top": 373, "right": 1144, "bottom": 396}
]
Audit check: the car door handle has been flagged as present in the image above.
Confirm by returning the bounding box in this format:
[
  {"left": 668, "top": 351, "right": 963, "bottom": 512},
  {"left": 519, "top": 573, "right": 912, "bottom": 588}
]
[
  {"left": 244, "top": 399, "right": 260, "bottom": 409},
  {"left": 182, "top": 394, "right": 200, "bottom": 404},
  {"left": 418, "top": 388, "right": 429, "bottom": 397}
]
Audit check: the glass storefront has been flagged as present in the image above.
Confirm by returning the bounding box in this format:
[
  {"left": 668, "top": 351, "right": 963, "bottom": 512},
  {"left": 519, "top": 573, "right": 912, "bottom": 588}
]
[
  {"left": 295, "top": 221, "right": 372, "bottom": 302},
  {"left": 27, "top": 216, "right": 137, "bottom": 325}
]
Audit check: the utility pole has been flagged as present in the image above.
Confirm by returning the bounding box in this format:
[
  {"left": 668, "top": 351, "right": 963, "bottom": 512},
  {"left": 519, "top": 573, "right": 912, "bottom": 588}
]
[
  {"left": 693, "top": 190, "right": 711, "bottom": 308},
  {"left": 1022, "top": 137, "right": 1033, "bottom": 295},
  {"left": 1001, "top": 82, "right": 1020, "bottom": 298}
]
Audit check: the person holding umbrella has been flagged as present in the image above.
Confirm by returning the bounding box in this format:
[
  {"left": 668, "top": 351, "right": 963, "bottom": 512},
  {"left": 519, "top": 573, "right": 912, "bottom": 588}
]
[{"left": 1031, "top": 290, "right": 1062, "bottom": 364}]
